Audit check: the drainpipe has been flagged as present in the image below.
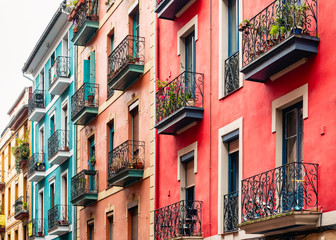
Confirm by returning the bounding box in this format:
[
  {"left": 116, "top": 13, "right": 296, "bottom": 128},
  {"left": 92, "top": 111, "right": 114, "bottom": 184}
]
[
  {"left": 154, "top": 15, "right": 160, "bottom": 210},
  {"left": 209, "top": 0, "right": 213, "bottom": 236},
  {"left": 73, "top": 43, "right": 78, "bottom": 240}
]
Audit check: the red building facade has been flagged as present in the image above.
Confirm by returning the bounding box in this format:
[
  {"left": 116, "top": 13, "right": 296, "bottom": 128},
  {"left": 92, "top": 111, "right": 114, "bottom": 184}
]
[{"left": 155, "top": 0, "right": 336, "bottom": 239}]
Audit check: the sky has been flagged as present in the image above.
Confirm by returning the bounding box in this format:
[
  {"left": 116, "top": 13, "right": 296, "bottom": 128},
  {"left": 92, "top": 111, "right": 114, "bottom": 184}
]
[{"left": 0, "top": 0, "right": 63, "bottom": 133}]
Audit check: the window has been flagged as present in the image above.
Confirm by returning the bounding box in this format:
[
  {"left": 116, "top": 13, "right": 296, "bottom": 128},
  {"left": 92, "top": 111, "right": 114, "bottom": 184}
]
[
  {"left": 106, "top": 212, "right": 114, "bottom": 240},
  {"left": 39, "top": 126, "right": 45, "bottom": 154},
  {"left": 129, "top": 102, "right": 139, "bottom": 142},
  {"left": 130, "top": 7, "right": 139, "bottom": 57},
  {"left": 39, "top": 190, "right": 44, "bottom": 230},
  {"left": 180, "top": 152, "right": 195, "bottom": 204},
  {"left": 185, "top": 32, "right": 196, "bottom": 73},
  {"left": 87, "top": 220, "right": 94, "bottom": 240},
  {"left": 108, "top": 122, "right": 114, "bottom": 152},
  {"left": 15, "top": 229, "right": 18, "bottom": 240},
  {"left": 15, "top": 183, "right": 18, "bottom": 201},
  {"left": 23, "top": 177, "right": 27, "bottom": 201},
  {"left": 7, "top": 233, "right": 10, "bottom": 240},
  {"left": 283, "top": 102, "right": 303, "bottom": 164},
  {"left": 39, "top": 70, "right": 44, "bottom": 91},
  {"left": 89, "top": 137, "right": 95, "bottom": 169},
  {"left": 1, "top": 193, "right": 4, "bottom": 214},
  {"left": 8, "top": 143, "right": 11, "bottom": 170},
  {"left": 50, "top": 115, "right": 55, "bottom": 137},
  {"left": 8, "top": 187, "right": 11, "bottom": 215},
  {"left": 62, "top": 103, "right": 69, "bottom": 148},
  {"left": 61, "top": 173, "right": 68, "bottom": 220},
  {"left": 84, "top": 52, "right": 96, "bottom": 85},
  {"left": 50, "top": 183, "right": 55, "bottom": 208},
  {"left": 128, "top": 206, "right": 138, "bottom": 240},
  {"left": 107, "top": 33, "right": 115, "bottom": 99}
]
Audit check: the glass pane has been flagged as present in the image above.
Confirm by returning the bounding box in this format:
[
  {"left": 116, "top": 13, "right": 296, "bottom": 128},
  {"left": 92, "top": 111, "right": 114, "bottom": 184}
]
[
  {"left": 286, "top": 109, "right": 297, "bottom": 138},
  {"left": 300, "top": 133, "right": 304, "bottom": 161},
  {"left": 286, "top": 136, "right": 297, "bottom": 163},
  {"left": 185, "top": 33, "right": 194, "bottom": 72},
  {"left": 229, "top": 0, "right": 237, "bottom": 54}
]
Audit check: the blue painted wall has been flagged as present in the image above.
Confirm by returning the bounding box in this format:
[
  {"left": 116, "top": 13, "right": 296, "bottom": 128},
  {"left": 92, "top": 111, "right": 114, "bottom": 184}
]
[{"left": 31, "top": 27, "right": 75, "bottom": 240}]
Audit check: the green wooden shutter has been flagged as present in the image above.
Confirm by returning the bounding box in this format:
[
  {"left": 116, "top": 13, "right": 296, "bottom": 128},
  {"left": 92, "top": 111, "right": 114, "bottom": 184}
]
[
  {"left": 83, "top": 60, "right": 90, "bottom": 84},
  {"left": 90, "top": 51, "right": 96, "bottom": 83}
]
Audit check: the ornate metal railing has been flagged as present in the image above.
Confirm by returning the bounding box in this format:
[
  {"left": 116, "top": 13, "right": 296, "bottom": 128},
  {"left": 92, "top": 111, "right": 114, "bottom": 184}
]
[
  {"left": 224, "top": 51, "right": 239, "bottom": 96},
  {"left": 156, "top": 71, "right": 204, "bottom": 124},
  {"left": 28, "top": 90, "right": 45, "bottom": 116},
  {"left": 48, "top": 130, "right": 71, "bottom": 160},
  {"left": 107, "top": 35, "right": 145, "bottom": 82},
  {"left": 154, "top": 200, "right": 202, "bottom": 239},
  {"left": 241, "top": 162, "right": 318, "bottom": 223},
  {"left": 14, "top": 196, "right": 28, "bottom": 217},
  {"left": 48, "top": 205, "right": 69, "bottom": 231},
  {"left": 71, "top": 169, "right": 98, "bottom": 201},
  {"left": 28, "top": 153, "right": 45, "bottom": 178},
  {"left": 49, "top": 56, "right": 71, "bottom": 88},
  {"left": 223, "top": 192, "right": 239, "bottom": 232},
  {"left": 72, "top": 0, "right": 99, "bottom": 34},
  {"left": 241, "top": 0, "right": 318, "bottom": 67},
  {"left": 108, "top": 140, "right": 145, "bottom": 182},
  {"left": 71, "top": 83, "right": 99, "bottom": 119},
  {"left": 27, "top": 218, "right": 45, "bottom": 239}
]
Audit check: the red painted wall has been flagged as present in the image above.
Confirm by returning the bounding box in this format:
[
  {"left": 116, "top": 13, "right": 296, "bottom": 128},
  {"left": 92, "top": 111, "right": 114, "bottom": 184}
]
[{"left": 156, "top": 0, "right": 336, "bottom": 238}]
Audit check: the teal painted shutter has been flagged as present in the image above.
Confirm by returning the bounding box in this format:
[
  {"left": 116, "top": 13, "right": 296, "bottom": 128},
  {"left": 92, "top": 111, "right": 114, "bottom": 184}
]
[
  {"left": 83, "top": 60, "right": 90, "bottom": 84},
  {"left": 90, "top": 51, "right": 95, "bottom": 83}
]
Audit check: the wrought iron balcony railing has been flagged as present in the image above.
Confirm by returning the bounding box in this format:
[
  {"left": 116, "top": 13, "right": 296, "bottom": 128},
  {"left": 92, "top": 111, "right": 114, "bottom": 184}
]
[
  {"left": 48, "top": 56, "right": 71, "bottom": 88},
  {"left": 156, "top": 71, "right": 204, "bottom": 124},
  {"left": 224, "top": 51, "right": 239, "bottom": 96},
  {"left": 27, "top": 218, "right": 45, "bottom": 239},
  {"left": 28, "top": 153, "right": 45, "bottom": 178},
  {"left": 28, "top": 90, "right": 45, "bottom": 116},
  {"left": 241, "top": 162, "right": 318, "bottom": 223},
  {"left": 241, "top": 0, "right": 318, "bottom": 67},
  {"left": 223, "top": 192, "right": 239, "bottom": 233},
  {"left": 14, "top": 196, "right": 28, "bottom": 219},
  {"left": 48, "top": 205, "right": 69, "bottom": 231},
  {"left": 107, "top": 35, "right": 145, "bottom": 82},
  {"left": 154, "top": 200, "right": 203, "bottom": 239},
  {"left": 48, "top": 130, "right": 71, "bottom": 160},
  {"left": 72, "top": 0, "right": 99, "bottom": 34},
  {"left": 71, "top": 169, "right": 98, "bottom": 202},
  {"left": 71, "top": 83, "right": 99, "bottom": 120},
  {"left": 107, "top": 140, "right": 145, "bottom": 182}
]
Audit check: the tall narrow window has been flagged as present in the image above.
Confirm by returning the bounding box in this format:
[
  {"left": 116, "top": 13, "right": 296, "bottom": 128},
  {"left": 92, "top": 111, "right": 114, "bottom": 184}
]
[
  {"left": 107, "top": 33, "right": 115, "bottom": 98},
  {"left": 1, "top": 194, "right": 4, "bottom": 214},
  {"left": 129, "top": 104, "right": 139, "bottom": 142},
  {"left": 62, "top": 173, "right": 68, "bottom": 220},
  {"left": 8, "top": 187, "right": 11, "bottom": 215},
  {"left": 128, "top": 206, "right": 138, "bottom": 240},
  {"left": 39, "top": 127, "right": 45, "bottom": 154},
  {"left": 180, "top": 152, "right": 195, "bottom": 206},
  {"left": 283, "top": 102, "right": 304, "bottom": 164},
  {"left": 106, "top": 212, "right": 114, "bottom": 240},
  {"left": 15, "top": 230, "right": 18, "bottom": 240},
  {"left": 50, "top": 183, "right": 55, "bottom": 208},
  {"left": 84, "top": 52, "right": 96, "bottom": 84},
  {"left": 39, "top": 191, "right": 44, "bottom": 230},
  {"left": 185, "top": 32, "right": 196, "bottom": 73},
  {"left": 50, "top": 116, "right": 55, "bottom": 137},
  {"left": 23, "top": 177, "right": 27, "bottom": 202},
  {"left": 15, "top": 183, "right": 18, "bottom": 201},
  {"left": 228, "top": 0, "right": 238, "bottom": 56},
  {"left": 130, "top": 8, "right": 140, "bottom": 56},
  {"left": 39, "top": 70, "right": 44, "bottom": 91},
  {"left": 109, "top": 122, "right": 114, "bottom": 152},
  {"left": 88, "top": 220, "right": 94, "bottom": 240},
  {"left": 62, "top": 104, "right": 69, "bottom": 148},
  {"left": 8, "top": 143, "right": 11, "bottom": 170}
]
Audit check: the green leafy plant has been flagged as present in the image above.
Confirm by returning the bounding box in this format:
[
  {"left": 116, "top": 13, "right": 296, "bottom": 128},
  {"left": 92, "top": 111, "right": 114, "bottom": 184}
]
[
  {"left": 12, "top": 137, "right": 30, "bottom": 174},
  {"left": 239, "top": 19, "right": 251, "bottom": 31},
  {"left": 90, "top": 155, "right": 96, "bottom": 166}
]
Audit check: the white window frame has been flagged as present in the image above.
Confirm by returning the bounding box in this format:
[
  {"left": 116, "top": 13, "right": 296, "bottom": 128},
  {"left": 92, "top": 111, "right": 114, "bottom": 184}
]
[
  {"left": 61, "top": 169, "right": 69, "bottom": 206},
  {"left": 217, "top": 117, "right": 243, "bottom": 234}
]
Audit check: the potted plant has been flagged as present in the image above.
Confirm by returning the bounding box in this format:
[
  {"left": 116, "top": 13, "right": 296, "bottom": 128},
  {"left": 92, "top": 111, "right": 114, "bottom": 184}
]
[
  {"left": 87, "top": 95, "right": 95, "bottom": 106},
  {"left": 90, "top": 155, "right": 96, "bottom": 166},
  {"left": 36, "top": 162, "right": 45, "bottom": 171},
  {"left": 126, "top": 54, "right": 135, "bottom": 64},
  {"left": 23, "top": 202, "right": 27, "bottom": 210},
  {"left": 239, "top": 19, "right": 251, "bottom": 32},
  {"left": 12, "top": 137, "right": 30, "bottom": 173}
]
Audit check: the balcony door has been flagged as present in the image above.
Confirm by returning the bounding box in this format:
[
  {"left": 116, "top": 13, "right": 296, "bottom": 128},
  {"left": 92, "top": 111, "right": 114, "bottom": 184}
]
[
  {"left": 89, "top": 138, "right": 95, "bottom": 192},
  {"left": 282, "top": 102, "right": 304, "bottom": 211},
  {"left": 228, "top": 0, "right": 239, "bottom": 56}
]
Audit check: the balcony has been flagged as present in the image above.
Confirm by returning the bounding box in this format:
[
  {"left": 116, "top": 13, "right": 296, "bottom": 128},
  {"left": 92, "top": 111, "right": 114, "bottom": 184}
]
[
  {"left": 48, "top": 56, "right": 71, "bottom": 95},
  {"left": 71, "top": 169, "right": 98, "bottom": 206},
  {"left": 71, "top": 83, "right": 99, "bottom": 125},
  {"left": 69, "top": 0, "right": 99, "bottom": 46},
  {"left": 27, "top": 218, "right": 45, "bottom": 240},
  {"left": 108, "top": 140, "right": 145, "bottom": 187},
  {"left": 14, "top": 196, "right": 28, "bottom": 220},
  {"left": 28, "top": 153, "right": 46, "bottom": 182},
  {"left": 28, "top": 90, "right": 45, "bottom": 122},
  {"left": 107, "top": 35, "right": 145, "bottom": 91},
  {"left": 48, "top": 205, "right": 70, "bottom": 236},
  {"left": 155, "top": 0, "right": 194, "bottom": 20},
  {"left": 154, "top": 200, "right": 203, "bottom": 240},
  {"left": 240, "top": 162, "right": 319, "bottom": 236},
  {"left": 155, "top": 71, "right": 204, "bottom": 135},
  {"left": 0, "top": 214, "right": 5, "bottom": 233},
  {"left": 224, "top": 51, "right": 240, "bottom": 96},
  {"left": 48, "top": 130, "right": 71, "bottom": 165},
  {"left": 240, "top": 0, "right": 319, "bottom": 82}
]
